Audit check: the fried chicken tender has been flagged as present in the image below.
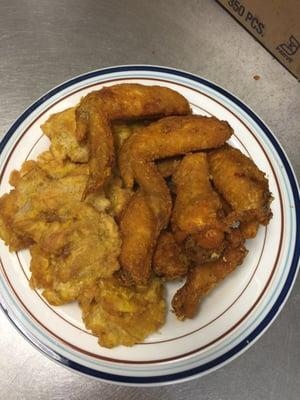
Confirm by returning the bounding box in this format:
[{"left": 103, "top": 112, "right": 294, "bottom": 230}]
[
  {"left": 119, "top": 115, "right": 233, "bottom": 189},
  {"left": 208, "top": 145, "right": 273, "bottom": 233},
  {"left": 79, "top": 277, "right": 165, "bottom": 348},
  {"left": 153, "top": 231, "right": 189, "bottom": 280},
  {"left": 76, "top": 84, "right": 191, "bottom": 196},
  {"left": 172, "top": 229, "right": 248, "bottom": 320},
  {"left": 172, "top": 153, "right": 225, "bottom": 249}
]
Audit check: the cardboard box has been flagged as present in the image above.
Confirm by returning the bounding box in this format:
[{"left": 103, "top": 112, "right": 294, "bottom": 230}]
[{"left": 218, "top": 0, "right": 300, "bottom": 79}]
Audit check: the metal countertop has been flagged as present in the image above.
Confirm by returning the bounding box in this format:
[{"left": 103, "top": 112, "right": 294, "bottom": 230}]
[{"left": 0, "top": 1, "right": 299, "bottom": 399}]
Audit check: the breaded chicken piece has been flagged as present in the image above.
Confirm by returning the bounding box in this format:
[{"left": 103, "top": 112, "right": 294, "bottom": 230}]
[
  {"left": 76, "top": 84, "right": 191, "bottom": 196},
  {"left": 119, "top": 116, "right": 233, "bottom": 189},
  {"left": 172, "top": 229, "right": 248, "bottom": 320},
  {"left": 119, "top": 191, "right": 157, "bottom": 285},
  {"left": 172, "top": 153, "right": 225, "bottom": 249},
  {"left": 119, "top": 160, "right": 172, "bottom": 285},
  {"left": 118, "top": 116, "right": 232, "bottom": 285},
  {"left": 184, "top": 236, "right": 227, "bottom": 265},
  {"left": 153, "top": 231, "right": 189, "bottom": 280},
  {"left": 79, "top": 277, "right": 165, "bottom": 348},
  {"left": 208, "top": 145, "right": 272, "bottom": 230},
  {"left": 42, "top": 108, "right": 147, "bottom": 163}
]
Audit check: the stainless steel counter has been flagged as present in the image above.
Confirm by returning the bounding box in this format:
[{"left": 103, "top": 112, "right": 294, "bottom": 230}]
[{"left": 0, "top": 1, "right": 299, "bottom": 398}]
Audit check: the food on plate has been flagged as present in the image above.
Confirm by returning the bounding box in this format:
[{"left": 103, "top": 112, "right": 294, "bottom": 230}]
[
  {"left": 119, "top": 115, "right": 233, "bottom": 189},
  {"left": 0, "top": 83, "right": 273, "bottom": 348},
  {"left": 156, "top": 157, "right": 182, "bottom": 178},
  {"left": 75, "top": 84, "right": 191, "bottom": 196},
  {"left": 171, "top": 152, "right": 225, "bottom": 248},
  {"left": 118, "top": 116, "right": 232, "bottom": 285},
  {"left": 153, "top": 231, "right": 189, "bottom": 280},
  {"left": 119, "top": 191, "right": 157, "bottom": 285},
  {"left": 79, "top": 277, "right": 165, "bottom": 348},
  {"left": 41, "top": 107, "right": 89, "bottom": 163},
  {"left": 119, "top": 160, "right": 172, "bottom": 285},
  {"left": 172, "top": 229, "right": 248, "bottom": 320},
  {"left": 208, "top": 145, "right": 273, "bottom": 237}
]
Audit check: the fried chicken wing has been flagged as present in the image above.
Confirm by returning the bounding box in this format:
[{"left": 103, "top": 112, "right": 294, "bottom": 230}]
[
  {"left": 184, "top": 236, "right": 227, "bottom": 265},
  {"left": 119, "top": 160, "right": 172, "bottom": 285},
  {"left": 172, "top": 153, "right": 225, "bottom": 249},
  {"left": 76, "top": 84, "right": 191, "bottom": 195},
  {"left": 118, "top": 116, "right": 232, "bottom": 285},
  {"left": 172, "top": 229, "right": 247, "bottom": 320},
  {"left": 153, "top": 231, "right": 189, "bottom": 280},
  {"left": 79, "top": 277, "right": 165, "bottom": 348},
  {"left": 208, "top": 145, "right": 272, "bottom": 232},
  {"left": 119, "top": 191, "right": 157, "bottom": 285},
  {"left": 119, "top": 115, "right": 233, "bottom": 188}
]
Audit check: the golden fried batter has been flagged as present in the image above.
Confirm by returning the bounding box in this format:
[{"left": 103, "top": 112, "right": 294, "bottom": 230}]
[
  {"left": 79, "top": 277, "right": 165, "bottom": 348},
  {"left": 30, "top": 205, "right": 121, "bottom": 305},
  {"left": 119, "top": 160, "right": 172, "bottom": 285},
  {"left": 119, "top": 191, "right": 157, "bottom": 285},
  {"left": 119, "top": 116, "right": 233, "bottom": 188},
  {"left": 0, "top": 84, "right": 274, "bottom": 348},
  {"left": 41, "top": 107, "right": 89, "bottom": 163},
  {"left": 184, "top": 236, "right": 227, "bottom": 265},
  {"left": 0, "top": 190, "right": 33, "bottom": 251},
  {"left": 118, "top": 116, "right": 232, "bottom": 285},
  {"left": 76, "top": 84, "right": 191, "bottom": 195},
  {"left": 172, "top": 229, "right": 247, "bottom": 320},
  {"left": 153, "top": 231, "right": 189, "bottom": 280},
  {"left": 172, "top": 153, "right": 225, "bottom": 249},
  {"left": 105, "top": 176, "right": 133, "bottom": 219},
  {"left": 208, "top": 145, "right": 272, "bottom": 229},
  {"left": 30, "top": 244, "right": 104, "bottom": 306},
  {"left": 156, "top": 157, "right": 182, "bottom": 178},
  {"left": 0, "top": 153, "right": 121, "bottom": 306}
]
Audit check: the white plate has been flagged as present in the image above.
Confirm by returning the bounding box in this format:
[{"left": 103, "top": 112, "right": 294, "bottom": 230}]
[{"left": 0, "top": 66, "right": 299, "bottom": 386}]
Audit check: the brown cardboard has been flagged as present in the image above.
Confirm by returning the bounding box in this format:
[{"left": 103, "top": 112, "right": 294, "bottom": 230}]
[{"left": 218, "top": 0, "right": 300, "bottom": 79}]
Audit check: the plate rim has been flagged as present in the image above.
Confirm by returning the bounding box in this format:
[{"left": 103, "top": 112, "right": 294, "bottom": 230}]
[{"left": 0, "top": 64, "right": 299, "bottom": 386}]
